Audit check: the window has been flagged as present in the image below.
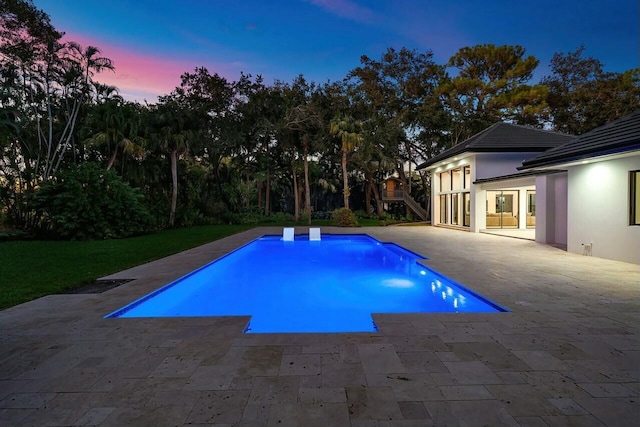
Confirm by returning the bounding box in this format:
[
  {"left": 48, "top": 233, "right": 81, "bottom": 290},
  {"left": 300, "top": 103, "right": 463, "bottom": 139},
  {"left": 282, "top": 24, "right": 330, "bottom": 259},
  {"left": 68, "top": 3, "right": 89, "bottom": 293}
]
[
  {"left": 439, "top": 194, "right": 448, "bottom": 224},
  {"left": 440, "top": 171, "right": 451, "bottom": 192},
  {"left": 463, "top": 193, "right": 471, "bottom": 227},
  {"left": 436, "top": 166, "right": 471, "bottom": 228},
  {"left": 486, "top": 190, "right": 519, "bottom": 229},
  {"left": 631, "top": 171, "right": 640, "bottom": 225},
  {"left": 451, "top": 168, "right": 461, "bottom": 190},
  {"left": 526, "top": 190, "right": 536, "bottom": 228},
  {"left": 452, "top": 194, "right": 459, "bottom": 225},
  {"left": 527, "top": 191, "right": 536, "bottom": 215},
  {"left": 463, "top": 166, "right": 471, "bottom": 189}
]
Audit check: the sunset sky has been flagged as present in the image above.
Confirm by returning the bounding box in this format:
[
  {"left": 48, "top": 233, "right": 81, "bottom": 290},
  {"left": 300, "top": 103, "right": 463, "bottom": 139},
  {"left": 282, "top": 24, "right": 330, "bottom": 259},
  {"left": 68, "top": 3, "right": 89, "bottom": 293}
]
[{"left": 34, "top": 0, "right": 639, "bottom": 102}]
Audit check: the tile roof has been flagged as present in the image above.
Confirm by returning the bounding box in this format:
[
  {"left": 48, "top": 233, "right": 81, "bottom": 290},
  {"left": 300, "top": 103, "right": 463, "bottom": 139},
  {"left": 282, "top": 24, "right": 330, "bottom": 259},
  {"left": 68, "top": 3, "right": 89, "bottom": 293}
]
[
  {"left": 417, "top": 122, "right": 575, "bottom": 170},
  {"left": 520, "top": 110, "right": 640, "bottom": 170},
  {"left": 472, "top": 170, "right": 562, "bottom": 184}
]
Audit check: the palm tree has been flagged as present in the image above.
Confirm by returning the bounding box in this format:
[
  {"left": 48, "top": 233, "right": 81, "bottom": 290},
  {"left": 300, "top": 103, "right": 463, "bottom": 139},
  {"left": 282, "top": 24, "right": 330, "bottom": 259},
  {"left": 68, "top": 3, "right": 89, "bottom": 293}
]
[
  {"left": 84, "top": 100, "right": 144, "bottom": 171},
  {"left": 92, "top": 82, "right": 122, "bottom": 104},
  {"left": 39, "top": 41, "right": 114, "bottom": 180},
  {"left": 149, "top": 100, "right": 194, "bottom": 227},
  {"left": 329, "top": 115, "right": 363, "bottom": 210}
]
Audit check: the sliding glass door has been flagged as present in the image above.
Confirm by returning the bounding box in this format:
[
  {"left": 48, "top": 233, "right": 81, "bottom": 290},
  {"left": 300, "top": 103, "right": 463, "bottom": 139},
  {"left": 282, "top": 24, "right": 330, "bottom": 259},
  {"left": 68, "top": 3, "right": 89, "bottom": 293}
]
[
  {"left": 439, "top": 194, "right": 448, "bottom": 224},
  {"left": 486, "top": 190, "right": 519, "bottom": 229},
  {"left": 463, "top": 193, "right": 471, "bottom": 227},
  {"left": 526, "top": 190, "right": 535, "bottom": 228},
  {"left": 451, "top": 194, "right": 459, "bottom": 225}
]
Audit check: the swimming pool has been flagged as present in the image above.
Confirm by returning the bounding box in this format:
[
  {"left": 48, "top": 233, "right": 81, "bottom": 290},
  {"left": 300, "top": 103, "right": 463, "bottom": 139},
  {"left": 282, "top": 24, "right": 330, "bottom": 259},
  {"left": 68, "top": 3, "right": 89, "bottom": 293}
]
[{"left": 106, "top": 234, "right": 507, "bottom": 332}]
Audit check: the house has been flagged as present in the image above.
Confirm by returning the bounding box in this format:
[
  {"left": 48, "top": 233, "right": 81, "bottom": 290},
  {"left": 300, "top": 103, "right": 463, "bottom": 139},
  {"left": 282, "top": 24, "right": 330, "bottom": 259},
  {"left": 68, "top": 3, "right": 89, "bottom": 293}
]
[
  {"left": 416, "top": 123, "right": 575, "bottom": 240},
  {"left": 519, "top": 110, "right": 640, "bottom": 264},
  {"left": 417, "top": 112, "right": 640, "bottom": 265}
]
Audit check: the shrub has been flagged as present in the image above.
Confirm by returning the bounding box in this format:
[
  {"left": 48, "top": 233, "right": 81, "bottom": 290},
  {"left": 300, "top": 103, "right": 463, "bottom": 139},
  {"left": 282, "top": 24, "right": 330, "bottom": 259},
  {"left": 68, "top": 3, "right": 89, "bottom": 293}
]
[
  {"left": 354, "top": 209, "right": 371, "bottom": 219},
  {"left": 267, "top": 212, "right": 295, "bottom": 223},
  {"left": 332, "top": 207, "right": 358, "bottom": 227},
  {"left": 33, "top": 163, "right": 153, "bottom": 240},
  {"left": 311, "top": 211, "right": 332, "bottom": 220},
  {"left": 205, "top": 200, "right": 228, "bottom": 218},
  {"left": 0, "top": 229, "right": 30, "bottom": 242},
  {"left": 299, "top": 210, "right": 310, "bottom": 224}
]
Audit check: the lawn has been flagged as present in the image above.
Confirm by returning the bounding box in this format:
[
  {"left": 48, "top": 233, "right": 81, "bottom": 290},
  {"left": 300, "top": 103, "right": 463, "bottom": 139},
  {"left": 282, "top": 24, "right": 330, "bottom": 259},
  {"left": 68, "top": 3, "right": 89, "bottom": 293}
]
[
  {"left": 0, "top": 219, "right": 387, "bottom": 309},
  {"left": 0, "top": 224, "right": 253, "bottom": 309}
]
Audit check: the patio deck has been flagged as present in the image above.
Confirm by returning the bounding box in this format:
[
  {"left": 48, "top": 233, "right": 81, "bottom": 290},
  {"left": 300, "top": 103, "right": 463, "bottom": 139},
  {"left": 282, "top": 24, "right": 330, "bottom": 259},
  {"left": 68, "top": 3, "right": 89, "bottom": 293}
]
[{"left": 1, "top": 226, "right": 638, "bottom": 426}]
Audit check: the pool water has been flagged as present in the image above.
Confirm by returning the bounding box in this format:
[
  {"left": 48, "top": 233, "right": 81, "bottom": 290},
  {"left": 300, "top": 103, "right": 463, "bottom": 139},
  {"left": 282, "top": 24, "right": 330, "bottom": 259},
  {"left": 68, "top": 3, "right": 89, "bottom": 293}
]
[{"left": 106, "top": 234, "right": 507, "bottom": 333}]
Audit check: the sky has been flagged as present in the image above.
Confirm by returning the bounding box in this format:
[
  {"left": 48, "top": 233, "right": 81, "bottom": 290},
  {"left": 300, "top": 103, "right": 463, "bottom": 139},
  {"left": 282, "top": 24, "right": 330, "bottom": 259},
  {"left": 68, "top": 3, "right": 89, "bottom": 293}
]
[{"left": 34, "top": 0, "right": 639, "bottom": 103}]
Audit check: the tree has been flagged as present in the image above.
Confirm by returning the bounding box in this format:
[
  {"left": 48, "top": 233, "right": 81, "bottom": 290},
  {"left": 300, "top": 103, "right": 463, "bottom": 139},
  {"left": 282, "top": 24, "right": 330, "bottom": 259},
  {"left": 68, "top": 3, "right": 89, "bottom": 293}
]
[
  {"left": 348, "top": 47, "right": 447, "bottom": 211},
  {"left": 84, "top": 100, "right": 144, "bottom": 171},
  {"left": 352, "top": 137, "right": 386, "bottom": 216},
  {"left": 329, "top": 115, "right": 363, "bottom": 210},
  {"left": 439, "top": 44, "right": 547, "bottom": 141},
  {"left": 235, "top": 74, "right": 284, "bottom": 216},
  {"left": 33, "top": 162, "right": 151, "bottom": 239},
  {"left": 0, "top": 0, "right": 114, "bottom": 227},
  {"left": 543, "top": 46, "right": 640, "bottom": 134},
  {"left": 148, "top": 99, "right": 195, "bottom": 227},
  {"left": 282, "top": 76, "right": 323, "bottom": 224},
  {"left": 1, "top": 0, "right": 60, "bottom": 227},
  {"left": 92, "top": 82, "right": 123, "bottom": 104}
]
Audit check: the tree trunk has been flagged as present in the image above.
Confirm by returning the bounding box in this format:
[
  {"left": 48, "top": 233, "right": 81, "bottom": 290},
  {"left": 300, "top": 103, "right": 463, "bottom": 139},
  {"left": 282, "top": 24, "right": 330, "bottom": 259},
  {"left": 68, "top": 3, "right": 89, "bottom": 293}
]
[
  {"left": 342, "top": 148, "right": 349, "bottom": 210},
  {"left": 298, "top": 184, "right": 303, "bottom": 220},
  {"left": 303, "top": 138, "right": 311, "bottom": 225},
  {"left": 106, "top": 148, "right": 118, "bottom": 170},
  {"left": 418, "top": 170, "right": 430, "bottom": 222},
  {"left": 405, "top": 142, "right": 412, "bottom": 194},
  {"left": 213, "top": 156, "right": 223, "bottom": 196},
  {"left": 265, "top": 168, "right": 271, "bottom": 215},
  {"left": 257, "top": 180, "right": 262, "bottom": 210},
  {"left": 245, "top": 174, "right": 251, "bottom": 210},
  {"left": 371, "top": 181, "right": 383, "bottom": 216},
  {"left": 398, "top": 163, "right": 407, "bottom": 185},
  {"left": 364, "top": 171, "right": 373, "bottom": 214},
  {"left": 170, "top": 149, "right": 178, "bottom": 227},
  {"left": 292, "top": 158, "right": 299, "bottom": 221}
]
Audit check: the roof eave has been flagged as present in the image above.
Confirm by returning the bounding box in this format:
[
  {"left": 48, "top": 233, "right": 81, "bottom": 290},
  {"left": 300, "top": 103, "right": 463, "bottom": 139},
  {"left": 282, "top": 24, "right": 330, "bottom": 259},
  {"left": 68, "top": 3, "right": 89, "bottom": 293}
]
[
  {"left": 519, "top": 144, "right": 640, "bottom": 170},
  {"left": 473, "top": 169, "right": 565, "bottom": 184}
]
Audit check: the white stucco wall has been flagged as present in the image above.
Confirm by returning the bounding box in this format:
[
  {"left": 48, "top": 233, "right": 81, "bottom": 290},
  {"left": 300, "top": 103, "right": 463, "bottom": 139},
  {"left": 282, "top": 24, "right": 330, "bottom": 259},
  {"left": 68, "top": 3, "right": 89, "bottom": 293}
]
[
  {"left": 535, "top": 173, "right": 568, "bottom": 245},
  {"left": 473, "top": 187, "right": 485, "bottom": 231},
  {"left": 553, "top": 174, "right": 568, "bottom": 246},
  {"left": 475, "top": 152, "right": 542, "bottom": 180},
  {"left": 567, "top": 155, "right": 640, "bottom": 264},
  {"left": 535, "top": 175, "right": 551, "bottom": 243}
]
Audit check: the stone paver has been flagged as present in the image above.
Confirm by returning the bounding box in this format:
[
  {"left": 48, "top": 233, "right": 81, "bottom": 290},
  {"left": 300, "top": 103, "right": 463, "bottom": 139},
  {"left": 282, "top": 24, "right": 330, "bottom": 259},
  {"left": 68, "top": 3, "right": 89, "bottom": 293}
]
[{"left": 1, "top": 225, "right": 639, "bottom": 426}]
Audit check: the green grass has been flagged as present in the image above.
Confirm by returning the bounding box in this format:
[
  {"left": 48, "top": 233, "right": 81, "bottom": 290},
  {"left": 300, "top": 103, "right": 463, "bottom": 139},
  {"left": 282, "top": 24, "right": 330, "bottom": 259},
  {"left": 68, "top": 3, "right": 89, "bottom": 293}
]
[
  {"left": 0, "top": 218, "right": 390, "bottom": 310},
  {"left": 0, "top": 224, "right": 252, "bottom": 309}
]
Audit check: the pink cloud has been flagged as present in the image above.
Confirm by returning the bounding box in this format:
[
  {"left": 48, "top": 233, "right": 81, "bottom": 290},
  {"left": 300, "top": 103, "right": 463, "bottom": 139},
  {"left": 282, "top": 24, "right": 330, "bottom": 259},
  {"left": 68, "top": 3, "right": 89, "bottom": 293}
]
[
  {"left": 63, "top": 33, "right": 237, "bottom": 103},
  {"left": 308, "top": 0, "right": 376, "bottom": 23}
]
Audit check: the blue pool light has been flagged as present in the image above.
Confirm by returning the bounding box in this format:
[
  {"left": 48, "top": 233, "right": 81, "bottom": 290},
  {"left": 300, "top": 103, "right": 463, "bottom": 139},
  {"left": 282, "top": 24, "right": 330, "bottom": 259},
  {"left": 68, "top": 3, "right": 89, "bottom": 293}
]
[{"left": 105, "top": 234, "right": 507, "bottom": 333}]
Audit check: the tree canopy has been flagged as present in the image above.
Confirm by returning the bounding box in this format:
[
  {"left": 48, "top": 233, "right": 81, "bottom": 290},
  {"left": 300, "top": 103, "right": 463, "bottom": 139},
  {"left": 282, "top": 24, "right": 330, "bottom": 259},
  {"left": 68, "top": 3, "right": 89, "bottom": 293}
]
[
  {"left": 1, "top": 0, "right": 638, "bottom": 237},
  {"left": 439, "top": 44, "right": 549, "bottom": 142},
  {"left": 543, "top": 46, "right": 640, "bottom": 135}
]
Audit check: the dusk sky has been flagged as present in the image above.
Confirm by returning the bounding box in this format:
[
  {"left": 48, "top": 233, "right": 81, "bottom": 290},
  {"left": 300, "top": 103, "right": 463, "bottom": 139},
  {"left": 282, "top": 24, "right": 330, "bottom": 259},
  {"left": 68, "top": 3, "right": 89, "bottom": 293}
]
[{"left": 34, "top": 0, "right": 639, "bottom": 102}]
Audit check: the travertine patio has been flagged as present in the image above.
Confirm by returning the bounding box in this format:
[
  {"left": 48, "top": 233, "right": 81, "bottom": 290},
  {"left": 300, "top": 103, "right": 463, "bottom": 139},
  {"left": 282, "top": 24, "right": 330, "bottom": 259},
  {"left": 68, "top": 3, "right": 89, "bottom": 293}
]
[{"left": 1, "top": 226, "right": 638, "bottom": 426}]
